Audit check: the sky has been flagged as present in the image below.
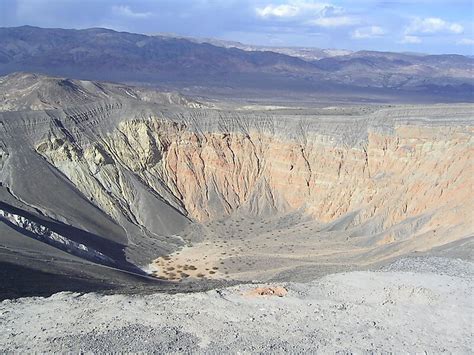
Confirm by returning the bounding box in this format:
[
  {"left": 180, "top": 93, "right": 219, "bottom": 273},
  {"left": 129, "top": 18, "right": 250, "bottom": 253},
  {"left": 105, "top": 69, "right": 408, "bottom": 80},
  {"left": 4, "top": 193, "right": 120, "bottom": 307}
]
[{"left": 1, "top": 0, "right": 473, "bottom": 55}]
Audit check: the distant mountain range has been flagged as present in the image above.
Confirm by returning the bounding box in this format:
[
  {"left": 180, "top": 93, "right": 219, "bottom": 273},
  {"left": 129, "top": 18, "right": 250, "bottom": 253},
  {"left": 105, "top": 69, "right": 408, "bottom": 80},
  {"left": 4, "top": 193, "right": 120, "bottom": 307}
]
[
  {"left": 0, "top": 26, "right": 472, "bottom": 102},
  {"left": 151, "top": 33, "right": 354, "bottom": 61}
]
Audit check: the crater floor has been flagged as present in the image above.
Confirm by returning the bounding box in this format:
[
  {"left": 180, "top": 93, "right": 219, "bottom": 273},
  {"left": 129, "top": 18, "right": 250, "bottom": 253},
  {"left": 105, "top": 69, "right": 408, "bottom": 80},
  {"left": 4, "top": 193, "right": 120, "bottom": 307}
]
[{"left": 150, "top": 212, "right": 380, "bottom": 282}]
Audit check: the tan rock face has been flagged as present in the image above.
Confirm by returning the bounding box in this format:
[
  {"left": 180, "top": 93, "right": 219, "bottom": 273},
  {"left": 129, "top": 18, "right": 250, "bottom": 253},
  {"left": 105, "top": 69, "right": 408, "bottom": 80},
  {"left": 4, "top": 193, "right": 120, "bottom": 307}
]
[{"left": 36, "top": 115, "right": 473, "bottom": 251}]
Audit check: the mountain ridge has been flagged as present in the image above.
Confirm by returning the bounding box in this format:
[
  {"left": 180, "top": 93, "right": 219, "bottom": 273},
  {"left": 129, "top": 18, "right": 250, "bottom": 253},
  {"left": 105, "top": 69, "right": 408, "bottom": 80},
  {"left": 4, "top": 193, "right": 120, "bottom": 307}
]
[{"left": 1, "top": 26, "right": 473, "bottom": 103}]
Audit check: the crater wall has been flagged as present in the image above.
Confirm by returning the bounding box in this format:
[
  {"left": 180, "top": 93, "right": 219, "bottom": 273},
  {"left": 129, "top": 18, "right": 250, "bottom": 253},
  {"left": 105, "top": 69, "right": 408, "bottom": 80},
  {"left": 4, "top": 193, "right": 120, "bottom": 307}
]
[{"left": 30, "top": 102, "right": 473, "bottom": 252}]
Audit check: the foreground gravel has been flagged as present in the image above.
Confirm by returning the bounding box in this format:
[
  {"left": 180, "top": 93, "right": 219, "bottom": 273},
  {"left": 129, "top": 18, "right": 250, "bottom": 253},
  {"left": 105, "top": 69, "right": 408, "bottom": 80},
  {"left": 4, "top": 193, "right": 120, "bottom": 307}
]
[{"left": 0, "top": 257, "right": 472, "bottom": 353}]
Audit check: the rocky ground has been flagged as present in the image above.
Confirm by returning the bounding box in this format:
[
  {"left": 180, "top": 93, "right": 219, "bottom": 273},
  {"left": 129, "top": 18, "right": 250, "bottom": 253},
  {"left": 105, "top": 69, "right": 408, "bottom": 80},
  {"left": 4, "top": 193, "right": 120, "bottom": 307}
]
[{"left": 1, "top": 256, "right": 472, "bottom": 353}]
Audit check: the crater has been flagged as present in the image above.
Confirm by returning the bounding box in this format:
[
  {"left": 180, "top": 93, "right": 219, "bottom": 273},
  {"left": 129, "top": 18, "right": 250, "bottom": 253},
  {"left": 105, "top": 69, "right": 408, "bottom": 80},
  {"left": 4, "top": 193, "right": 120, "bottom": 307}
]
[
  {"left": 1, "top": 75, "right": 471, "bottom": 284},
  {"left": 29, "top": 104, "right": 473, "bottom": 282}
]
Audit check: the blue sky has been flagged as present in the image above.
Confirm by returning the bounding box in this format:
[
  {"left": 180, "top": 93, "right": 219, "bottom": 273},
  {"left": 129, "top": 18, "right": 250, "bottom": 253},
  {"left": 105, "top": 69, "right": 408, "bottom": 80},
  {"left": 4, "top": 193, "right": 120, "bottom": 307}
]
[{"left": 1, "top": 0, "right": 473, "bottom": 54}]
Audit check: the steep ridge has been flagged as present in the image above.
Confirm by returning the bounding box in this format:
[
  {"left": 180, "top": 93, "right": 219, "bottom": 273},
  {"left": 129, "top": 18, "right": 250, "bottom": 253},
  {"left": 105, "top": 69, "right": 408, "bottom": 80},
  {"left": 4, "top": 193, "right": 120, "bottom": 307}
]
[
  {"left": 0, "top": 72, "right": 207, "bottom": 112},
  {"left": 0, "top": 76, "right": 472, "bottom": 279}
]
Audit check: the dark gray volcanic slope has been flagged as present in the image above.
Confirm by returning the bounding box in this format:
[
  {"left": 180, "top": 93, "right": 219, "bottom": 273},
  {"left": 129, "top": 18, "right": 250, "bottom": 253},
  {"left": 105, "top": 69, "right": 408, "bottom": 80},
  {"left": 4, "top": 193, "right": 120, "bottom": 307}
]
[
  {"left": 0, "top": 184, "right": 229, "bottom": 300},
  {"left": 0, "top": 74, "right": 219, "bottom": 298},
  {"left": 0, "top": 26, "right": 473, "bottom": 102}
]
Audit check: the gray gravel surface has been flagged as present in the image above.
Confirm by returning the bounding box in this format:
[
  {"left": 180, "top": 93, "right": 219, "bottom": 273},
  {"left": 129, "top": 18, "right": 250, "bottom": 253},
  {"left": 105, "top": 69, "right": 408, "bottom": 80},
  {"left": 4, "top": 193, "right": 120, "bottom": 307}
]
[
  {"left": 382, "top": 256, "right": 474, "bottom": 278},
  {"left": 1, "top": 257, "right": 472, "bottom": 353}
]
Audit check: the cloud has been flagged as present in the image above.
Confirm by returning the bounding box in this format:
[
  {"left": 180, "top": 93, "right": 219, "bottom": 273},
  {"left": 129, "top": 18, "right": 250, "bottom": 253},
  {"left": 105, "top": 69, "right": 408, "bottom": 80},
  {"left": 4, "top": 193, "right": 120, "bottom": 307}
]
[
  {"left": 308, "top": 3, "right": 359, "bottom": 27},
  {"left": 256, "top": 1, "right": 358, "bottom": 27},
  {"left": 256, "top": 1, "right": 330, "bottom": 18},
  {"left": 256, "top": 4, "right": 300, "bottom": 18},
  {"left": 399, "top": 35, "right": 422, "bottom": 44},
  {"left": 405, "top": 17, "right": 463, "bottom": 35},
  {"left": 351, "top": 26, "right": 385, "bottom": 39},
  {"left": 457, "top": 38, "right": 474, "bottom": 45},
  {"left": 112, "top": 5, "right": 152, "bottom": 18}
]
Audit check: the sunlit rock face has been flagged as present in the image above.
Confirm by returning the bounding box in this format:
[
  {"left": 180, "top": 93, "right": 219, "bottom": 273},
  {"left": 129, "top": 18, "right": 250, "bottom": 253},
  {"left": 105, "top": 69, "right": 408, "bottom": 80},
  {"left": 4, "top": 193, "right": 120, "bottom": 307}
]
[{"left": 34, "top": 104, "right": 473, "bottom": 255}]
